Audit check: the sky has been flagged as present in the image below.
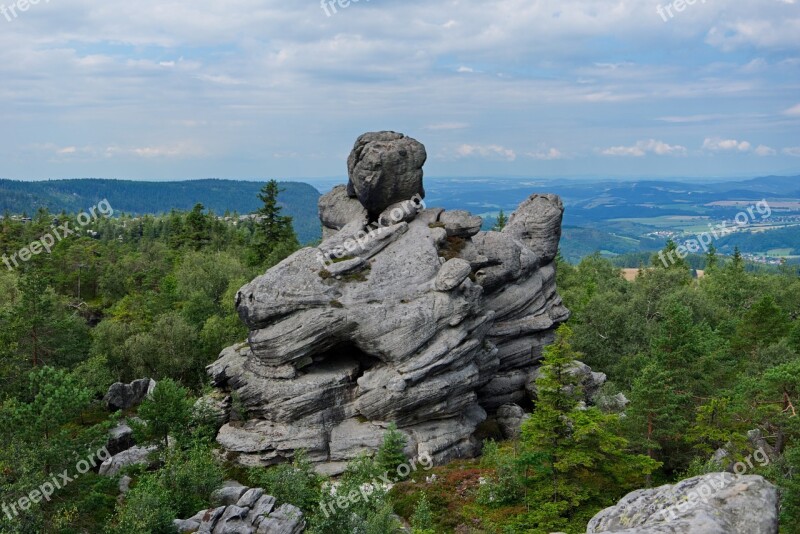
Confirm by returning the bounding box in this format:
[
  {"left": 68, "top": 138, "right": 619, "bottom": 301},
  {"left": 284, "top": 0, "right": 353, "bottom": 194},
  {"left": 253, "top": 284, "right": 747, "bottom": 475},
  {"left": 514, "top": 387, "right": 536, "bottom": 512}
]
[{"left": 0, "top": 0, "right": 799, "bottom": 181}]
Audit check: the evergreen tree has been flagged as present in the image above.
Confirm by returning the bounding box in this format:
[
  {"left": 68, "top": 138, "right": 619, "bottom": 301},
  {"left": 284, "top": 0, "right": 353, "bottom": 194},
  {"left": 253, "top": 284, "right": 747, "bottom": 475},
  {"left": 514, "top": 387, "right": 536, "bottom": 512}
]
[
  {"left": 376, "top": 422, "right": 408, "bottom": 473},
  {"left": 705, "top": 243, "right": 718, "bottom": 270},
  {"left": 518, "top": 325, "right": 659, "bottom": 531},
  {"left": 251, "top": 180, "right": 299, "bottom": 265},
  {"left": 493, "top": 209, "right": 508, "bottom": 231}
]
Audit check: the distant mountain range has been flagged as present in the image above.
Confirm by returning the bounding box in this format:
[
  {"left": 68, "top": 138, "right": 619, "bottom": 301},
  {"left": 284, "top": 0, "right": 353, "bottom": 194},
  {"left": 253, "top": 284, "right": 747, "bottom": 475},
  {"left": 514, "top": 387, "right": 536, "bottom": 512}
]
[
  {"left": 3, "top": 175, "right": 799, "bottom": 262},
  {"left": 0, "top": 178, "right": 322, "bottom": 243}
]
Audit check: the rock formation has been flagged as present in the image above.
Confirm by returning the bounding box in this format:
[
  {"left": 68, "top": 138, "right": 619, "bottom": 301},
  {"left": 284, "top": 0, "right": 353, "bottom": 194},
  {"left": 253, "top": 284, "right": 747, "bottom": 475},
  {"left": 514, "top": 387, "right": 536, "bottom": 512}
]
[
  {"left": 104, "top": 378, "right": 156, "bottom": 411},
  {"left": 206, "top": 131, "right": 569, "bottom": 474},
  {"left": 587, "top": 473, "right": 779, "bottom": 534},
  {"left": 174, "top": 482, "right": 305, "bottom": 534}
]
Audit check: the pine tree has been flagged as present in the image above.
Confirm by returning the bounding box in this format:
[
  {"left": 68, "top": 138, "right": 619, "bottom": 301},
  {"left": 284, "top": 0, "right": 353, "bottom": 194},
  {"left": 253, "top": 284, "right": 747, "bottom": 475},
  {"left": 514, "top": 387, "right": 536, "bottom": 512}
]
[
  {"left": 705, "top": 243, "right": 718, "bottom": 270},
  {"left": 251, "top": 180, "right": 299, "bottom": 265},
  {"left": 493, "top": 210, "right": 508, "bottom": 231},
  {"left": 376, "top": 422, "right": 408, "bottom": 473},
  {"left": 519, "top": 325, "right": 660, "bottom": 531}
]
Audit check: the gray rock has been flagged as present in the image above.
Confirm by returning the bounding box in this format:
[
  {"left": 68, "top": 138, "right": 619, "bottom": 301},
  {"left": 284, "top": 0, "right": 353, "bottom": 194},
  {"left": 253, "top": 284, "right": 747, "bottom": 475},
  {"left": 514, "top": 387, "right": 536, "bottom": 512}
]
[
  {"left": 318, "top": 184, "right": 368, "bottom": 234},
  {"left": 527, "top": 360, "right": 606, "bottom": 402},
  {"left": 256, "top": 504, "right": 305, "bottom": 534},
  {"left": 211, "top": 485, "right": 249, "bottom": 508},
  {"left": 118, "top": 475, "right": 132, "bottom": 495},
  {"left": 98, "top": 445, "right": 157, "bottom": 476},
  {"left": 503, "top": 193, "right": 563, "bottom": 263},
  {"left": 347, "top": 131, "right": 427, "bottom": 217},
  {"left": 439, "top": 210, "right": 483, "bottom": 238},
  {"left": 198, "top": 506, "right": 227, "bottom": 533},
  {"left": 435, "top": 258, "right": 472, "bottom": 291},
  {"left": 174, "top": 518, "right": 202, "bottom": 533},
  {"left": 495, "top": 403, "right": 529, "bottom": 439},
  {"left": 103, "top": 378, "right": 155, "bottom": 411},
  {"left": 237, "top": 488, "right": 264, "bottom": 509},
  {"left": 106, "top": 421, "right": 135, "bottom": 456},
  {"left": 207, "top": 137, "right": 568, "bottom": 471},
  {"left": 587, "top": 473, "right": 779, "bottom": 534}
]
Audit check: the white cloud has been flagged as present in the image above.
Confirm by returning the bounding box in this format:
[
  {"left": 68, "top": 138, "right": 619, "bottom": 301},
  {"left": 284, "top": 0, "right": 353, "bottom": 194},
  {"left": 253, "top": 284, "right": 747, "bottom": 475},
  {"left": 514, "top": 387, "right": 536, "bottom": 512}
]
[
  {"left": 602, "top": 139, "right": 687, "bottom": 157},
  {"left": 754, "top": 145, "right": 777, "bottom": 156},
  {"left": 526, "top": 148, "right": 564, "bottom": 160},
  {"left": 702, "top": 138, "right": 752, "bottom": 152},
  {"left": 784, "top": 147, "right": 800, "bottom": 157},
  {"left": 455, "top": 144, "right": 516, "bottom": 161},
  {"left": 785, "top": 103, "right": 800, "bottom": 116},
  {"left": 424, "top": 122, "right": 469, "bottom": 131}
]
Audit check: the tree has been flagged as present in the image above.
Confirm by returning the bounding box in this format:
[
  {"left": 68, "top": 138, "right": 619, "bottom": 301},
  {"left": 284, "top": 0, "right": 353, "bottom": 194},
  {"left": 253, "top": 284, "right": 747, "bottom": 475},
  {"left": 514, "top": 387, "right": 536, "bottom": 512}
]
[
  {"left": 493, "top": 210, "right": 507, "bottom": 231},
  {"left": 132, "top": 378, "right": 192, "bottom": 450},
  {"left": 705, "top": 243, "right": 718, "bottom": 270},
  {"left": 652, "top": 239, "right": 690, "bottom": 272},
  {"left": 411, "top": 492, "right": 435, "bottom": 534},
  {"left": 376, "top": 422, "right": 408, "bottom": 473},
  {"left": 518, "top": 325, "right": 659, "bottom": 531},
  {"left": 251, "top": 180, "right": 299, "bottom": 265}
]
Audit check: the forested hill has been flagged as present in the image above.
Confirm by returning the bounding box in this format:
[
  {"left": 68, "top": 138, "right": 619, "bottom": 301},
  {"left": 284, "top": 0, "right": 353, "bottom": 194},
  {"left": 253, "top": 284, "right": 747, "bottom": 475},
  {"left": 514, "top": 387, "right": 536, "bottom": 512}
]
[{"left": 0, "top": 178, "right": 322, "bottom": 243}]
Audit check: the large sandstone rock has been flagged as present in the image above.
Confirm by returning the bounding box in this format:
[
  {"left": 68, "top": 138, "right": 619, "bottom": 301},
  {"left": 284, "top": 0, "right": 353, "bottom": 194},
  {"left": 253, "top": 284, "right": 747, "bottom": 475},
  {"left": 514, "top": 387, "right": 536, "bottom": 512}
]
[
  {"left": 346, "top": 131, "right": 426, "bottom": 217},
  {"left": 207, "top": 133, "right": 568, "bottom": 473},
  {"left": 587, "top": 473, "right": 779, "bottom": 534}
]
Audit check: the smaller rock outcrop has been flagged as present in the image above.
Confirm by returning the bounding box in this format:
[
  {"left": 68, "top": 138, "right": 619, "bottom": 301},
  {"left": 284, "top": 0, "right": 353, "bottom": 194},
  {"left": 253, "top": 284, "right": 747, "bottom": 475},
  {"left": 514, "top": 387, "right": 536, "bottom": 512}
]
[
  {"left": 99, "top": 445, "right": 158, "bottom": 476},
  {"left": 587, "top": 473, "right": 779, "bottom": 534},
  {"left": 104, "top": 378, "right": 156, "bottom": 411},
  {"left": 174, "top": 483, "right": 305, "bottom": 534}
]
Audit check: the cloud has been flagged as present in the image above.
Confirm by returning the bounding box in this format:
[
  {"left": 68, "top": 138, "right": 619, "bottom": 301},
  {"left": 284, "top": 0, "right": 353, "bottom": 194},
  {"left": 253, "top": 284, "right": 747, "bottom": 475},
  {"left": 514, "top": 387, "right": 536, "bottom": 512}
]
[
  {"left": 526, "top": 148, "right": 565, "bottom": 160},
  {"left": 754, "top": 145, "right": 777, "bottom": 156},
  {"left": 702, "top": 138, "right": 753, "bottom": 152},
  {"left": 601, "top": 139, "right": 687, "bottom": 157},
  {"left": 784, "top": 147, "right": 800, "bottom": 157},
  {"left": 785, "top": 103, "right": 800, "bottom": 117},
  {"left": 455, "top": 144, "right": 516, "bottom": 161},
  {"left": 424, "top": 122, "right": 469, "bottom": 131}
]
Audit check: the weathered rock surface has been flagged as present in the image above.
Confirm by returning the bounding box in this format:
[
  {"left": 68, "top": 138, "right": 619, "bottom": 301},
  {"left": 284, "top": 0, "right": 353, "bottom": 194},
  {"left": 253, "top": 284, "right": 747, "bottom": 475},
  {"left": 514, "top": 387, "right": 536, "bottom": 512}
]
[
  {"left": 587, "top": 473, "right": 779, "bottom": 534},
  {"left": 103, "top": 378, "right": 156, "bottom": 411},
  {"left": 346, "top": 131, "right": 426, "bottom": 217},
  {"left": 174, "top": 485, "right": 304, "bottom": 534},
  {"left": 495, "top": 403, "right": 530, "bottom": 440},
  {"left": 526, "top": 360, "right": 606, "bottom": 402},
  {"left": 99, "top": 444, "right": 157, "bottom": 476},
  {"left": 207, "top": 132, "right": 568, "bottom": 473}
]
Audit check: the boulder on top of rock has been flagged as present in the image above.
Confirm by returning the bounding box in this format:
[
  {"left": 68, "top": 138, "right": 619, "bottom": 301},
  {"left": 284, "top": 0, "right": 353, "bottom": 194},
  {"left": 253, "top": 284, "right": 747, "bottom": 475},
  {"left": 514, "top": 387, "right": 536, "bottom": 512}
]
[{"left": 346, "top": 131, "right": 426, "bottom": 217}]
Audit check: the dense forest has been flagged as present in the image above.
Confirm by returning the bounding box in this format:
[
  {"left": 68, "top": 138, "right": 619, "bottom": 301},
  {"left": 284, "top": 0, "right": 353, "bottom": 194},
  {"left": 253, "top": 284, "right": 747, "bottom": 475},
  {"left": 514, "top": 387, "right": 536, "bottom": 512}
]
[
  {"left": 0, "top": 179, "right": 321, "bottom": 244},
  {"left": 0, "top": 189, "right": 798, "bottom": 533}
]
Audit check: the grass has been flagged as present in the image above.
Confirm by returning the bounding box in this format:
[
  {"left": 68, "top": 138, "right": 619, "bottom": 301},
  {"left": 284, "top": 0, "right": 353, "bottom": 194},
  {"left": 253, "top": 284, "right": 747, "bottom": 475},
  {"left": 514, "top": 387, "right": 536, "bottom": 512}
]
[
  {"left": 390, "top": 458, "right": 524, "bottom": 533},
  {"left": 439, "top": 236, "right": 467, "bottom": 261}
]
